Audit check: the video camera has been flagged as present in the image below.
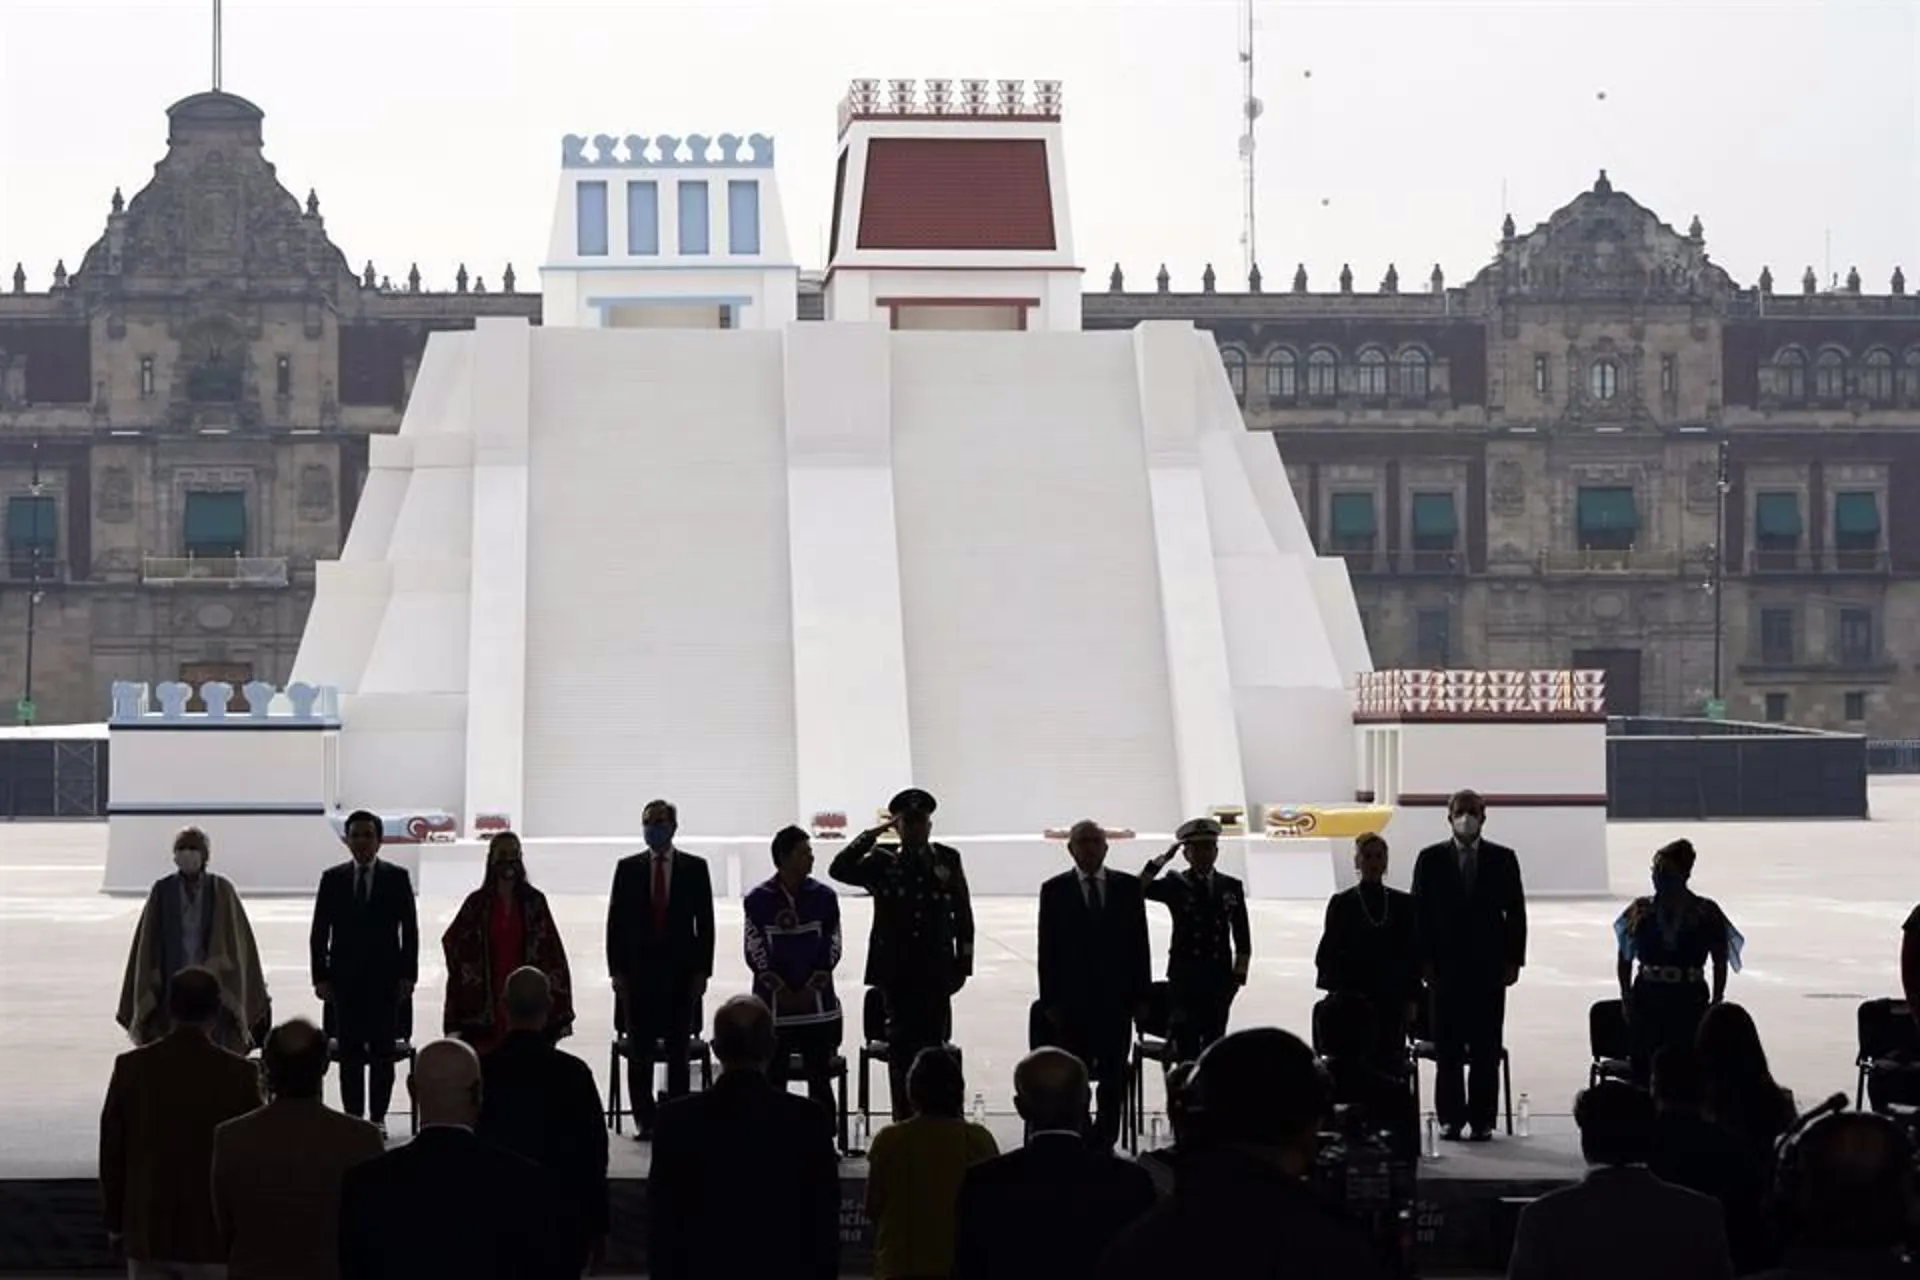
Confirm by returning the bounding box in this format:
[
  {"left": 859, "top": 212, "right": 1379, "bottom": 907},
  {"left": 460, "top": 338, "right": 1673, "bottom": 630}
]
[{"left": 1315, "top": 1106, "right": 1417, "bottom": 1276}]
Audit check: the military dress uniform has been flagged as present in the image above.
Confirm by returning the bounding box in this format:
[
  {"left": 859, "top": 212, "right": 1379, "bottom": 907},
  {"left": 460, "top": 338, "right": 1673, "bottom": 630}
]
[
  {"left": 1143, "top": 818, "right": 1253, "bottom": 1063},
  {"left": 827, "top": 789, "right": 976, "bottom": 1120}
]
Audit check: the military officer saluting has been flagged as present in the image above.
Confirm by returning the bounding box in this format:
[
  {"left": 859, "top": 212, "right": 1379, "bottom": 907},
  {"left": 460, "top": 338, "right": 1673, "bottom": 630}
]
[
  {"left": 1141, "top": 816, "right": 1253, "bottom": 1062},
  {"left": 829, "top": 788, "right": 976, "bottom": 1120}
]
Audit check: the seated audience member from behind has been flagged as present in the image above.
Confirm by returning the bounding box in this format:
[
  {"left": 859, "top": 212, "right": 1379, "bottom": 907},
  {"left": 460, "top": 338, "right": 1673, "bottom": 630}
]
[
  {"left": 477, "top": 966, "right": 608, "bottom": 1274},
  {"left": 1750, "top": 1111, "right": 1919, "bottom": 1280},
  {"left": 866, "top": 1045, "right": 999, "bottom": 1280},
  {"left": 1134, "top": 1060, "right": 1198, "bottom": 1197},
  {"left": 1507, "top": 1081, "right": 1733, "bottom": 1280},
  {"left": 1317, "top": 991, "right": 1418, "bottom": 1160},
  {"left": 212, "top": 1017, "right": 383, "bottom": 1280},
  {"left": 953, "top": 1048, "right": 1156, "bottom": 1280},
  {"left": 1097, "top": 1028, "right": 1391, "bottom": 1280},
  {"left": 1647, "top": 1047, "right": 1769, "bottom": 1224}
]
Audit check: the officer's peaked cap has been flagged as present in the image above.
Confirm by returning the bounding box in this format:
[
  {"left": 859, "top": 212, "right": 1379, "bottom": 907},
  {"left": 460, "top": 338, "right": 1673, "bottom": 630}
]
[
  {"left": 1176, "top": 816, "right": 1223, "bottom": 841},
  {"left": 888, "top": 788, "right": 938, "bottom": 818}
]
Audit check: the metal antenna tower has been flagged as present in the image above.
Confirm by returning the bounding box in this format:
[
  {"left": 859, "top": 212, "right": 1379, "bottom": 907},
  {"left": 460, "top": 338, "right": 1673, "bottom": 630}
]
[{"left": 1238, "top": 0, "right": 1262, "bottom": 279}]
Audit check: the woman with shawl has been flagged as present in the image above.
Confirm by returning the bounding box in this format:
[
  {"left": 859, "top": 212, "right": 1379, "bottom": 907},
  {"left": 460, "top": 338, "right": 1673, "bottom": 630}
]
[
  {"left": 441, "top": 831, "right": 575, "bottom": 1052},
  {"left": 1613, "top": 837, "right": 1743, "bottom": 1083}
]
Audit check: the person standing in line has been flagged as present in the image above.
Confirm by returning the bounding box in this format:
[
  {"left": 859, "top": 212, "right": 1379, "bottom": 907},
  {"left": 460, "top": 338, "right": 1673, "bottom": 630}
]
[
  {"left": 310, "top": 810, "right": 420, "bottom": 1134},
  {"left": 1614, "top": 838, "right": 1742, "bottom": 1084},
  {"left": 744, "top": 825, "right": 844, "bottom": 1115},
  {"left": 441, "top": 831, "right": 575, "bottom": 1054},
  {"left": 1314, "top": 833, "right": 1422, "bottom": 1076},
  {"left": 606, "top": 798, "right": 716, "bottom": 1138},
  {"left": 1410, "top": 789, "right": 1527, "bottom": 1142},
  {"left": 211, "top": 1019, "right": 384, "bottom": 1280},
  {"left": 1140, "top": 817, "right": 1251, "bottom": 1063},
  {"left": 116, "top": 826, "right": 272, "bottom": 1054},
  {"left": 829, "top": 788, "right": 975, "bottom": 1121},
  {"left": 101, "top": 967, "right": 264, "bottom": 1279},
  {"left": 1037, "top": 819, "right": 1151, "bottom": 1149}
]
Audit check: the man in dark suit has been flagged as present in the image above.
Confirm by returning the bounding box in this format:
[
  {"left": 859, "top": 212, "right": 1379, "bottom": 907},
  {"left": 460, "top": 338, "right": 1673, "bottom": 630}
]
[
  {"left": 1410, "top": 788, "right": 1527, "bottom": 1142},
  {"left": 477, "top": 967, "right": 609, "bottom": 1273},
  {"left": 212, "top": 1018, "right": 384, "bottom": 1280},
  {"left": 1038, "top": 820, "right": 1152, "bottom": 1149},
  {"left": 955, "top": 1048, "right": 1156, "bottom": 1280},
  {"left": 606, "top": 797, "right": 717, "bottom": 1136},
  {"left": 338, "top": 1038, "right": 576, "bottom": 1280},
  {"left": 647, "top": 995, "right": 841, "bottom": 1280},
  {"left": 1140, "top": 817, "right": 1251, "bottom": 1063},
  {"left": 829, "top": 787, "right": 975, "bottom": 1120},
  {"left": 310, "top": 809, "right": 419, "bottom": 1133},
  {"left": 100, "top": 966, "right": 264, "bottom": 1275},
  {"left": 1508, "top": 1082, "right": 1732, "bottom": 1280}
]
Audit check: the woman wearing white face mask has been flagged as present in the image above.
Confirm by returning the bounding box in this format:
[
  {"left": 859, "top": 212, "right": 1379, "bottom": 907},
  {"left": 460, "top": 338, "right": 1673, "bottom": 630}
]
[{"left": 115, "top": 827, "right": 272, "bottom": 1052}]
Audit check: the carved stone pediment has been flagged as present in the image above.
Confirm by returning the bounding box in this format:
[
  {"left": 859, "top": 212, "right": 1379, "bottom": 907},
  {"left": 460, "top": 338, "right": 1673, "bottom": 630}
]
[{"left": 1478, "top": 171, "right": 1734, "bottom": 302}]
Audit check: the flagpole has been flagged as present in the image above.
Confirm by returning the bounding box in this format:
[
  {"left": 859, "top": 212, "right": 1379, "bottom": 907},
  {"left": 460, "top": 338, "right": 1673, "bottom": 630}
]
[{"left": 212, "top": 0, "right": 222, "bottom": 91}]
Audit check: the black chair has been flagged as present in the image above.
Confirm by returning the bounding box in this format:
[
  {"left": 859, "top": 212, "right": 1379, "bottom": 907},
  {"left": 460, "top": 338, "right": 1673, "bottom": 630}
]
[
  {"left": 781, "top": 1049, "right": 853, "bottom": 1154},
  {"left": 606, "top": 998, "right": 714, "bottom": 1134},
  {"left": 326, "top": 1038, "right": 420, "bottom": 1134},
  {"left": 854, "top": 987, "right": 959, "bottom": 1125},
  {"left": 1408, "top": 998, "right": 1514, "bottom": 1135},
  {"left": 1124, "top": 981, "right": 1177, "bottom": 1155},
  {"left": 1588, "top": 999, "right": 1634, "bottom": 1087},
  {"left": 1856, "top": 997, "right": 1920, "bottom": 1111}
]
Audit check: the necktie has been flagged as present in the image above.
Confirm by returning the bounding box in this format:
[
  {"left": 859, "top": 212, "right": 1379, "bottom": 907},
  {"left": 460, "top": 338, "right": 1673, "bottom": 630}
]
[
  {"left": 1461, "top": 846, "right": 1478, "bottom": 893},
  {"left": 357, "top": 865, "right": 370, "bottom": 904},
  {"left": 651, "top": 855, "right": 669, "bottom": 933},
  {"left": 1086, "top": 876, "right": 1103, "bottom": 912}
]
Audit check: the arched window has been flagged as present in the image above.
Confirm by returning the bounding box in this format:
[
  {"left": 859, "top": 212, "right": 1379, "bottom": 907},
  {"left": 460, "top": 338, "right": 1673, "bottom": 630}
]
[
  {"left": 1220, "top": 348, "right": 1247, "bottom": 401},
  {"left": 1397, "top": 348, "right": 1430, "bottom": 399},
  {"left": 1589, "top": 358, "right": 1619, "bottom": 402},
  {"left": 1266, "top": 349, "right": 1298, "bottom": 401},
  {"left": 1307, "top": 348, "right": 1339, "bottom": 398},
  {"left": 1814, "top": 349, "right": 1846, "bottom": 401},
  {"left": 1356, "top": 348, "right": 1389, "bottom": 398},
  {"left": 1861, "top": 349, "right": 1894, "bottom": 404},
  {"left": 1903, "top": 350, "right": 1920, "bottom": 404},
  {"left": 1765, "top": 348, "right": 1807, "bottom": 401}
]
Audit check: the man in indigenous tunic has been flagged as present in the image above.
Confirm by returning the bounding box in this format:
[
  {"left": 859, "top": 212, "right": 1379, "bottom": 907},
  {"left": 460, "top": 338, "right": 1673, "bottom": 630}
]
[
  {"left": 116, "top": 826, "right": 271, "bottom": 1054},
  {"left": 744, "top": 826, "right": 844, "bottom": 1114},
  {"left": 442, "top": 831, "right": 575, "bottom": 1053}
]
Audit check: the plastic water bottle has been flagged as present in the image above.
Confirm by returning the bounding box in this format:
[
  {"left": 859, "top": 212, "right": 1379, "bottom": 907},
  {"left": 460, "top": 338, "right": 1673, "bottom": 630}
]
[
  {"left": 1147, "top": 1114, "right": 1165, "bottom": 1147},
  {"left": 1517, "top": 1092, "right": 1532, "bottom": 1138},
  {"left": 1422, "top": 1111, "right": 1439, "bottom": 1159},
  {"left": 851, "top": 1112, "right": 870, "bottom": 1152},
  {"left": 969, "top": 1091, "right": 987, "bottom": 1126}
]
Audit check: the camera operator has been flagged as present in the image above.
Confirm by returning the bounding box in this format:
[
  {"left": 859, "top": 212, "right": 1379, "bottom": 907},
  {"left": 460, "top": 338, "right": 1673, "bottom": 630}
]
[
  {"left": 1097, "top": 1028, "right": 1389, "bottom": 1280},
  {"left": 1753, "top": 1106, "right": 1918, "bottom": 1280}
]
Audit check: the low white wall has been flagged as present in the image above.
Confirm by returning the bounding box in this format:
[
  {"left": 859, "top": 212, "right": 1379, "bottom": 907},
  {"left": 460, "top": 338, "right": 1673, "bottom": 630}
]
[
  {"left": 108, "top": 728, "right": 334, "bottom": 808},
  {"left": 1397, "top": 721, "right": 1607, "bottom": 800},
  {"left": 103, "top": 814, "right": 410, "bottom": 897}
]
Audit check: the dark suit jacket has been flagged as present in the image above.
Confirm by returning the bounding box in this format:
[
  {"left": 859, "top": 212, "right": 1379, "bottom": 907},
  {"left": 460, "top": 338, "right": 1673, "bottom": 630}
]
[
  {"left": 338, "top": 1126, "right": 576, "bottom": 1280},
  {"left": 1507, "top": 1166, "right": 1733, "bottom": 1280},
  {"left": 647, "top": 1070, "right": 841, "bottom": 1280},
  {"left": 1097, "top": 1149, "right": 1387, "bottom": 1280},
  {"left": 311, "top": 859, "right": 419, "bottom": 1038},
  {"left": 99, "top": 1029, "right": 263, "bottom": 1263},
  {"left": 1410, "top": 837, "right": 1527, "bottom": 982},
  {"left": 1038, "top": 869, "right": 1152, "bottom": 1024},
  {"left": 1142, "top": 867, "right": 1252, "bottom": 988},
  {"left": 829, "top": 835, "right": 975, "bottom": 991},
  {"left": 1315, "top": 884, "right": 1421, "bottom": 1008},
  {"left": 477, "top": 1030, "right": 610, "bottom": 1242},
  {"left": 211, "top": 1096, "right": 385, "bottom": 1280},
  {"left": 606, "top": 849, "right": 717, "bottom": 992},
  {"left": 954, "top": 1132, "right": 1156, "bottom": 1280}
]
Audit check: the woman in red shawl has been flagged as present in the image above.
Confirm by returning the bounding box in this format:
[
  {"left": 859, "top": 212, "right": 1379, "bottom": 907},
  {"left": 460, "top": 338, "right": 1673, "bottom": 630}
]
[{"left": 442, "top": 831, "right": 575, "bottom": 1052}]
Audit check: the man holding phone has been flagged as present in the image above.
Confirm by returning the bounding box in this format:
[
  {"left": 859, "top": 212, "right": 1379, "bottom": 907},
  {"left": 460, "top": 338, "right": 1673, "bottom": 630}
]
[
  {"left": 1141, "top": 817, "right": 1252, "bottom": 1063},
  {"left": 829, "top": 788, "right": 975, "bottom": 1120}
]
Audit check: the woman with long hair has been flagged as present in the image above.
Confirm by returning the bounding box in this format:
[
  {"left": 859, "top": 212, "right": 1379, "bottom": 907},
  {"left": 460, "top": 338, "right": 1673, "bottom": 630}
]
[
  {"left": 1695, "top": 1001, "right": 1796, "bottom": 1150},
  {"left": 1614, "top": 838, "right": 1743, "bottom": 1082},
  {"left": 441, "top": 831, "right": 575, "bottom": 1053}
]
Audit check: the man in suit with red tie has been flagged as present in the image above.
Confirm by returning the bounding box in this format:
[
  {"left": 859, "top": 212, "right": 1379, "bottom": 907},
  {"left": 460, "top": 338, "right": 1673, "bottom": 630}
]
[
  {"left": 1037, "top": 820, "right": 1151, "bottom": 1149},
  {"left": 310, "top": 810, "right": 419, "bottom": 1135},
  {"left": 607, "top": 798, "right": 717, "bottom": 1138}
]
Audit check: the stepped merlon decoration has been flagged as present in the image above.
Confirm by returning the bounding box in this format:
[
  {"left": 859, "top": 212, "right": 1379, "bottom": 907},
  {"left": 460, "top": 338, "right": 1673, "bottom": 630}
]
[
  {"left": 561, "top": 132, "right": 776, "bottom": 169},
  {"left": 838, "top": 77, "right": 1064, "bottom": 135}
]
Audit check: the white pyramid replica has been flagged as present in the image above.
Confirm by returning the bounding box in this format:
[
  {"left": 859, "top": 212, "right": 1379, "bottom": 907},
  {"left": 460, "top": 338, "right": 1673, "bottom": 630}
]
[{"left": 291, "top": 78, "right": 1372, "bottom": 847}]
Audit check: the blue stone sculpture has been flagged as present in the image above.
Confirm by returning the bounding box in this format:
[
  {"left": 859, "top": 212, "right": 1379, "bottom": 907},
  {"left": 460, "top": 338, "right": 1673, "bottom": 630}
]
[
  {"left": 717, "top": 133, "right": 742, "bottom": 164},
  {"left": 747, "top": 133, "right": 775, "bottom": 165},
  {"left": 155, "top": 681, "right": 192, "bottom": 719},
  {"left": 592, "top": 134, "right": 620, "bottom": 166},
  {"left": 624, "top": 134, "right": 652, "bottom": 165},
  {"left": 561, "top": 134, "right": 590, "bottom": 167},
  {"left": 110, "top": 682, "right": 145, "bottom": 723},
  {"left": 242, "top": 681, "right": 277, "bottom": 718},
  {"left": 685, "top": 134, "right": 712, "bottom": 164},
  {"left": 199, "top": 682, "right": 233, "bottom": 719},
  {"left": 287, "top": 682, "right": 320, "bottom": 720},
  {"left": 655, "top": 135, "right": 681, "bottom": 166}
]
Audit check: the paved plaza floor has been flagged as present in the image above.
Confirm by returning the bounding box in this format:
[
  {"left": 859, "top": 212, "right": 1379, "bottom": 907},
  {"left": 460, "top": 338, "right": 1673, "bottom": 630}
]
[{"left": 3, "top": 781, "right": 1915, "bottom": 1178}]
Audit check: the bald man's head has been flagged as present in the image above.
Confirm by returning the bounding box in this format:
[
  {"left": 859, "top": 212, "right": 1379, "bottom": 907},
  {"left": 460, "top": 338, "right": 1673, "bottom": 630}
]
[
  {"left": 1797, "top": 1114, "right": 1914, "bottom": 1248},
  {"left": 407, "top": 1039, "right": 483, "bottom": 1127},
  {"left": 503, "top": 966, "right": 551, "bottom": 1030},
  {"left": 1014, "top": 1047, "right": 1090, "bottom": 1133},
  {"left": 262, "top": 1018, "right": 330, "bottom": 1099},
  {"left": 710, "top": 995, "right": 776, "bottom": 1071}
]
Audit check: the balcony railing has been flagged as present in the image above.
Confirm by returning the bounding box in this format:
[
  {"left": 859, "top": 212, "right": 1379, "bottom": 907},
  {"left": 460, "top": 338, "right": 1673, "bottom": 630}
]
[
  {"left": 1748, "top": 547, "right": 1894, "bottom": 574},
  {"left": 141, "top": 554, "right": 290, "bottom": 587},
  {"left": 1749, "top": 548, "right": 1813, "bottom": 574},
  {"left": 1537, "top": 547, "right": 1684, "bottom": 575},
  {"left": 1334, "top": 548, "right": 1467, "bottom": 576},
  {"left": 4, "top": 553, "right": 64, "bottom": 584}
]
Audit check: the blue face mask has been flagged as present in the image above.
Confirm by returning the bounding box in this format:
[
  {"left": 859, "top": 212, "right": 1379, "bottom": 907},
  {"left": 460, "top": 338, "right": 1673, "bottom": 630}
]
[
  {"left": 1652, "top": 870, "right": 1683, "bottom": 895},
  {"left": 644, "top": 823, "right": 674, "bottom": 850}
]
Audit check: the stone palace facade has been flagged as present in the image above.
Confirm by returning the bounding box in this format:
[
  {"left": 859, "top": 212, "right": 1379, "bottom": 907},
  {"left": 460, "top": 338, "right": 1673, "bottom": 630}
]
[{"left": 4, "top": 91, "right": 1919, "bottom": 734}]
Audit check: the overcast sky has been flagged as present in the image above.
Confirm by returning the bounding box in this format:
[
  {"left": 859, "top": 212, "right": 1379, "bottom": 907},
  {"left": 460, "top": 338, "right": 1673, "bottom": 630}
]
[{"left": 2, "top": 0, "right": 1915, "bottom": 296}]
